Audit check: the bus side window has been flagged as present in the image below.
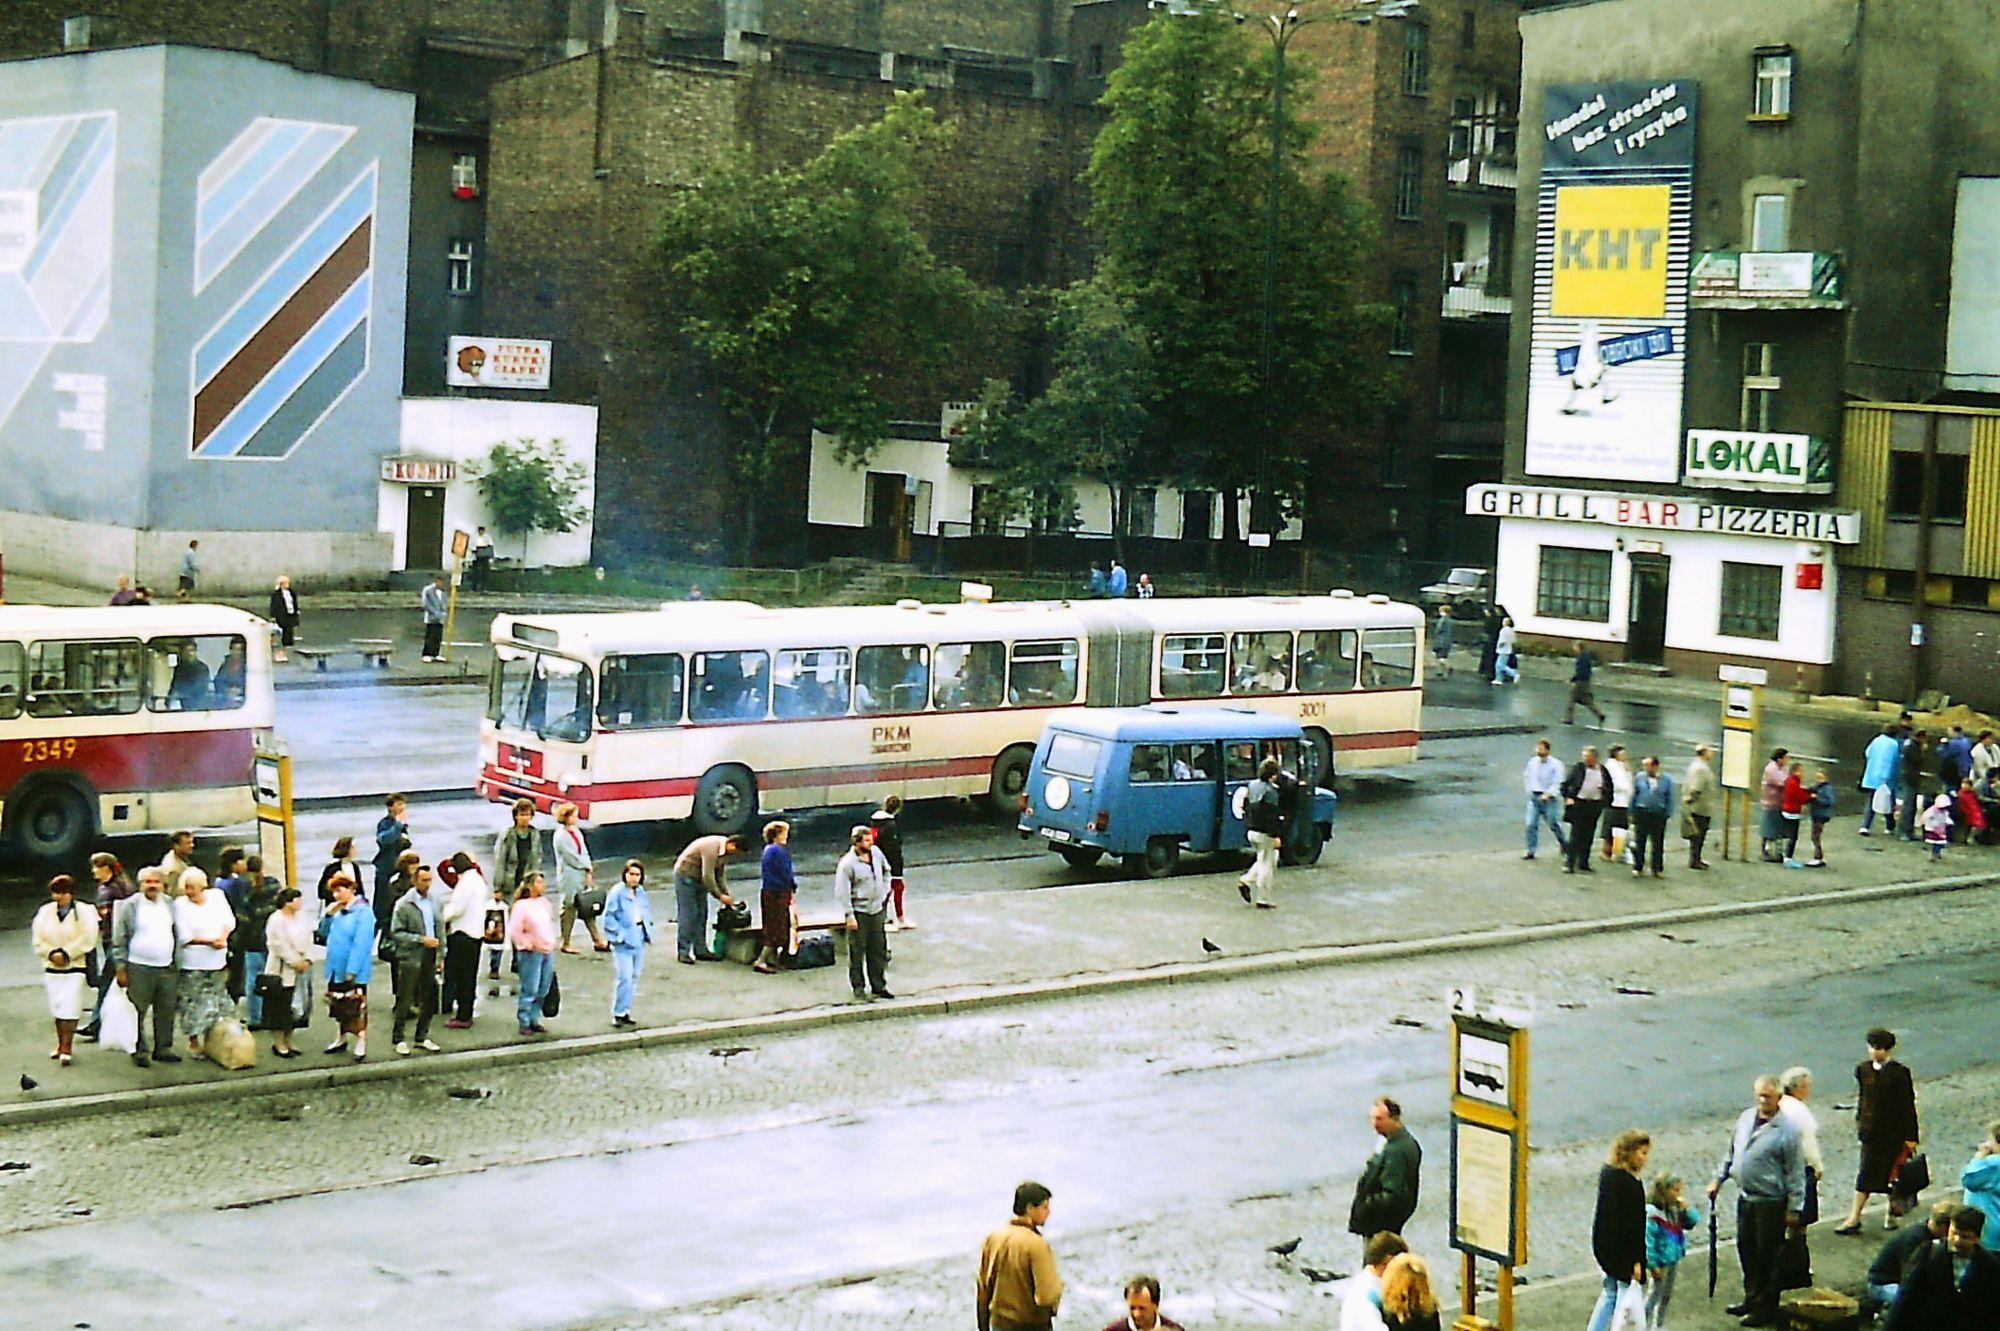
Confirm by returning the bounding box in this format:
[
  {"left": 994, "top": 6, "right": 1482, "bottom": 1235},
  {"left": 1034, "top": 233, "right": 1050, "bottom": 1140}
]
[
  {"left": 1362, "top": 628, "right": 1418, "bottom": 689},
  {"left": 691, "top": 650, "right": 769, "bottom": 723},
  {"left": 1159, "top": 633, "right": 1224, "bottom": 698},
  {"left": 33, "top": 639, "right": 142, "bottom": 718},
  {"left": 597, "top": 653, "right": 684, "bottom": 729},
  {"left": 1223, "top": 741, "right": 1258, "bottom": 783},
  {"left": 856, "top": 645, "right": 928, "bottom": 715},
  {"left": 933, "top": 642, "right": 1005, "bottom": 711},
  {"left": 1008, "top": 639, "right": 1079, "bottom": 706},
  {"left": 148, "top": 635, "right": 243, "bottom": 712},
  {"left": 1229, "top": 631, "right": 1293, "bottom": 696},
  {"left": 0, "top": 642, "right": 22, "bottom": 719},
  {"left": 1296, "top": 629, "right": 1358, "bottom": 692},
  {"left": 774, "top": 648, "right": 851, "bottom": 719},
  {"left": 1129, "top": 743, "right": 1171, "bottom": 783}
]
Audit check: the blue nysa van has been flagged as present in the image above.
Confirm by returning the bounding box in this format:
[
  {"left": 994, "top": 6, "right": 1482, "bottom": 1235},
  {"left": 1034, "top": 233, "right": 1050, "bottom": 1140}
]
[{"left": 1018, "top": 707, "right": 1336, "bottom": 878}]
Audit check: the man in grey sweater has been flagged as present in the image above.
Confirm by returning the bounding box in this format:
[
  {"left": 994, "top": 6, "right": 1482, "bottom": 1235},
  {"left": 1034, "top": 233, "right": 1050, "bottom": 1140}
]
[
  {"left": 835, "top": 825, "right": 893, "bottom": 1003},
  {"left": 1707, "top": 1074, "right": 1808, "bottom": 1327}
]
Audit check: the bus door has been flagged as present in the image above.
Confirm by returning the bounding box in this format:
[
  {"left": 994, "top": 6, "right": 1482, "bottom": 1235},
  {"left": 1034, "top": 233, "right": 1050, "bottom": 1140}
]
[{"left": 1078, "top": 605, "right": 1151, "bottom": 708}]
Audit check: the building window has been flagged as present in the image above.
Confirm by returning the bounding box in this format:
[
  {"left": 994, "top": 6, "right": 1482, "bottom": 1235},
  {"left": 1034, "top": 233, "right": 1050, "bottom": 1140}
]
[
  {"left": 1390, "top": 275, "right": 1417, "bottom": 354},
  {"left": 1460, "top": 10, "right": 1475, "bottom": 46},
  {"left": 1395, "top": 141, "right": 1423, "bottom": 220},
  {"left": 1381, "top": 406, "right": 1410, "bottom": 487},
  {"left": 1536, "top": 546, "right": 1612, "bottom": 622},
  {"left": 1740, "top": 342, "right": 1779, "bottom": 432},
  {"left": 451, "top": 152, "right": 479, "bottom": 198},
  {"left": 1444, "top": 221, "right": 1468, "bottom": 282},
  {"left": 1750, "top": 193, "right": 1788, "bottom": 251},
  {"left": 1123, "top": 487, "right": 1157, "bottom": 537},
  {"left": 1887, "top": 452, "right": 1970, "bottom": 523},
  {"left": 1493, "top": 92, "right": 1518, "bottom": 160},
  {"left": 447, "top": 238, "right": 476, "bottom": 296},
  {"left": 1718, "top": 562, "right": 1783, "bottom": 640},
  {"left": 1449, "top": 98, "right": 1474, "bottom": 158},
  {"left": 1753, "top": 48, "right": 1794, "bottom": 117},
  {"left": 1488, "top": 207, "right": 1514, "bottom": 288},
  {"left": 1088, "top": 44, "right": 1105, "bottom": 76},
  {"left": 1401, "top": 22, "right": 1429, "bottom": 96}
]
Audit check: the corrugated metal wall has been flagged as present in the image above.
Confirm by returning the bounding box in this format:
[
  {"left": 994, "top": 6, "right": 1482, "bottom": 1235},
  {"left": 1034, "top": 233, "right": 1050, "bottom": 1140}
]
[
  {"left": 1966, "top": 414, "right": 2000, "bottom": 578},
  {"left": 1838, "top": 404, "right": 1892, "bottom": 566}
]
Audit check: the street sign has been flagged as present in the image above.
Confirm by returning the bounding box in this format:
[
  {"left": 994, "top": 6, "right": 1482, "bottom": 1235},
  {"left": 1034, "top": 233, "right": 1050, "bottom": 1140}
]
[
  {"left": 252, "top": 733, "right": 296, "bottom": 891},
  {"left": 1457, "top": 1031, "right": 1512, "bottom": 1106},
  {"left": 1451, "top": 1009, "right": 1529, "bottom": 1329}
]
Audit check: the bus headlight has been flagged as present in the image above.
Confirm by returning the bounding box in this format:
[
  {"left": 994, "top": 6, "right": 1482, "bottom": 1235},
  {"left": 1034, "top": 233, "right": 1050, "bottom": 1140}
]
[{"left": 1044, "top": 775, "right": 1070, "bottom": 811}]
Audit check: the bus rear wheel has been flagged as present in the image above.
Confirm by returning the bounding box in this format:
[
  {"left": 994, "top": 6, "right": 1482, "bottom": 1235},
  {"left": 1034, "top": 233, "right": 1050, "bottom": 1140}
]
[
  {"left": 691, "top": 766, "right": 758, "bottom": 839},
  {"left": 11, "top": 781, "right": 95, "bottom": 863},
  {"left": 986, "top": 745, "right": 1035, "bottom": 818}
]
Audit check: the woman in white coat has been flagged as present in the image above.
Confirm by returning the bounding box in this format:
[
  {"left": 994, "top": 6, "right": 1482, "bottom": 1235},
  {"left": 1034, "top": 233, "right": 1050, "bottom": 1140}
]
[{"left": 32, "top": 875, "right": 100, "bottom": 1066}]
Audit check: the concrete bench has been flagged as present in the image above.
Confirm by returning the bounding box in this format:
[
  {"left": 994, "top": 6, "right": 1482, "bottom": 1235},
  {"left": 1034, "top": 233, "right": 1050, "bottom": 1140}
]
[
  {"left": 721, "top": 908, "right": 848, "bottom": 964},
  {"left": 293, "top": 639, "right": 393, "bottom": 671}
]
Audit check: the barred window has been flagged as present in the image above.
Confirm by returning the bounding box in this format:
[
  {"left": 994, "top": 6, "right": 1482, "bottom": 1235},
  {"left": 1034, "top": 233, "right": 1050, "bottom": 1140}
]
[
  {"left": 1401, "top": 21, "right": 1430, "bottom": 96},
  {"left": 1536, "top": 546, "right": 1612, "bottom": 622},
  {"left": 1395, "top": 141, "right": 1423, "bottom": 220},
  {"left": 1719, "top": 562, "right": 1783, "bottom": 640}
]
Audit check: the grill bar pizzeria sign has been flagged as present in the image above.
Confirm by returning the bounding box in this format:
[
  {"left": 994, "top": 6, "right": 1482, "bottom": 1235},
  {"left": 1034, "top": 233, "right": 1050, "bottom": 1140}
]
[{"left": 1467, "top": 483, "right": 1859, "bottom": 544}]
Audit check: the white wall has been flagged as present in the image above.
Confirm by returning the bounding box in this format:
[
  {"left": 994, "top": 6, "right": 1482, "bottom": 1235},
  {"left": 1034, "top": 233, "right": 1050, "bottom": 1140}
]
[
  {"left": 385, "top": 399, "right": 599, "bottom": 570},
  {"left": 1495, "top": 517, "right": 1838, "bottom": 664}
]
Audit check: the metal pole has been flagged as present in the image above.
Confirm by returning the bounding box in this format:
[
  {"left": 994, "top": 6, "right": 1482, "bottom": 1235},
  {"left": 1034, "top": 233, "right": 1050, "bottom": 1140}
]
[
  {"left": 1258, "top": 22, "right": 1286, "bottom": 571},
  {"left": 1909, "top": 413, "right": 1937, "bottom": 701}
]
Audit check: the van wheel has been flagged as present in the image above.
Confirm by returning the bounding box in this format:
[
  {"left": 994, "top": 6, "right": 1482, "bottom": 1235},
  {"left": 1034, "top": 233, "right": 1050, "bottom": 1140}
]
[
  {"left": 1057, "top": 845, "right": 1104, "bottom": 870},
  {"left": 11, "top": 781, "right": 95, "bottom": 863},
  {"left": 691, "top": 766, "right": 757, "bottom": 838},
  {"left": 986, "top": 745, "right": 1035, "bottom": 818},
  {"left": 1128, "top": 837, "right": 1179, "bottom": 880},
  {"left": 1282, "top": 819, "right": 1325, "bottom": 866}
]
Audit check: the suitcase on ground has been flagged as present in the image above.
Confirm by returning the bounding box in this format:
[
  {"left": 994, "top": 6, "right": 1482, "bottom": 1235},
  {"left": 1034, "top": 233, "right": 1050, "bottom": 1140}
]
[{"left": 787, "top": 935, "right": 835, "bottom": 969}]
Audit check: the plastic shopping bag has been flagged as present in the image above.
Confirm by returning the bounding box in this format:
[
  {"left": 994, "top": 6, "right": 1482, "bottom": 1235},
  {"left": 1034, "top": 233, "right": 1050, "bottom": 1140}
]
[
  {"left": 1608, "top": 1280, "right": 1647, "bottom": 1331},
  {"left": 100, "top": 984, "right": 138, "bottom": 1054}
]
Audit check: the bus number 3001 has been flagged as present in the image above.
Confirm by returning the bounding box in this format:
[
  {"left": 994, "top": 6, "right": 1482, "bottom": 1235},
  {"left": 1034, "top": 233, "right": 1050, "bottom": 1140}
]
[
  {"left": 1298, "top": 701, "right": 1327, "bottom": 719},
  {"left": 21, "top": 738, "right": 78, "bottom": 764}
]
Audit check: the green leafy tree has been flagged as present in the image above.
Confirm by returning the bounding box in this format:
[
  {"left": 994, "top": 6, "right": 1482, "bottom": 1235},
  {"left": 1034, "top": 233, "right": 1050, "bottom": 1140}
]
[
  {"left": 652, "top": 92, "right": 984, "bottom": 555},
  {"left": 949, "top": 377, "right": 1078, "bottom": 548},
  {"left": 474, "top": 437, "right": 589, "bottom": 561},
  {"left": 1087, "top": 4, "right": 1389, "bottom": 540},
  {"left": 1029, "top": 276, "right": 1159, "bottom": 558}
]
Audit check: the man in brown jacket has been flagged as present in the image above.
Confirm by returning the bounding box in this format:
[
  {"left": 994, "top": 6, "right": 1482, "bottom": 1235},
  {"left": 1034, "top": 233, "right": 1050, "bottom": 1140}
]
[{"left": 978, "top": 1181, "right": 1064, "bottom": 1331}]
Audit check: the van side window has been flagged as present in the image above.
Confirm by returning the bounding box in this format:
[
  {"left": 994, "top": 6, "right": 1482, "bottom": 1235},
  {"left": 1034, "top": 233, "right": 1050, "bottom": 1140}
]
[
  {"left": 1129, "top": 743, "right": 1171, "bottom": 783},
  {"left": 934, "top": 642, "right": 1006, "bottom": 710},
  {"left": 1230, "top": 631, "right": 1293, "bottom": 695},
  {"left": 1361, "top": 627, "right": 1419, "bottom": 689},
  {"left": 1224, "top": 741, "right": 1258, "bottom": 782},
  {"left": 1297, "top": 629, "right": 1358, "bottom": 692},
  {"left": 1159, "top": 633, "right": 1225, "bottom": 697},
  {"left": 1171, "top": 742, "right": 1213, "bottom": 780},
  {"left": 1010, "top": 639, "right": 1080, "bottom": 706}
]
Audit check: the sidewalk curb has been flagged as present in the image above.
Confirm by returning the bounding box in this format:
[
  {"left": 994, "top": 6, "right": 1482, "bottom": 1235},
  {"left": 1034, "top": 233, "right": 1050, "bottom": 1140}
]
[{"left": 9, "top": 868, "right": 1992, "bottom": 1129}]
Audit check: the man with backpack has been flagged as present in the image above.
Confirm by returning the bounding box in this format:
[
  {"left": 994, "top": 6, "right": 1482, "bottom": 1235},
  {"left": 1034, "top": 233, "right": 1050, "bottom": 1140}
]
[{"left": 1237, "top": 756, "right": 1292, "bottom": 910}]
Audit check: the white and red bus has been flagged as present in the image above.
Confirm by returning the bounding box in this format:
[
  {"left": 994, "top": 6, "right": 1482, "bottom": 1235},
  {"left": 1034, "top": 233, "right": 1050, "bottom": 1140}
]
[
  {"left": 0, "top": 605, "right": 275, "bottom": 859},
  {"left": 478, "top": 593, "right": 1425, "bottom": 836}
]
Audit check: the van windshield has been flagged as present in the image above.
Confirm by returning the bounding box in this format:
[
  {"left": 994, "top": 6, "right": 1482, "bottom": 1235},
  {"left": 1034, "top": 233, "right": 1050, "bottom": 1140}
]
[{"left": 1045, "top": 733, "right": 1102, "bottom": 779}]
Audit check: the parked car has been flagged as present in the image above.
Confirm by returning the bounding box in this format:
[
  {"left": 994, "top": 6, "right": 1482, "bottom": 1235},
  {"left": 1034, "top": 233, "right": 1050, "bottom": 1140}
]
[
  {"left": 1018, "top": 707, "right": 1336, "bottom": 879},
  {"left": 1418, "top": 567, "right": 1493, "bottom": 615}
]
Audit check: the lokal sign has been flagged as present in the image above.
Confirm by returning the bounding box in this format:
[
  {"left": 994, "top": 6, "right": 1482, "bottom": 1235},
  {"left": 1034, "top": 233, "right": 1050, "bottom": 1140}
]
[
  {"left": 1467, "top": 483, "right": 1859, "bottom": 544},
  {"left": 381, "top": 456, "right": 456, "bottom": 484},
  {"left": 1683, "top": 430, "right": 1831, "bottom": 492},
  {"left": 447, "top": 336, "right": 551, "bottom": 391}
]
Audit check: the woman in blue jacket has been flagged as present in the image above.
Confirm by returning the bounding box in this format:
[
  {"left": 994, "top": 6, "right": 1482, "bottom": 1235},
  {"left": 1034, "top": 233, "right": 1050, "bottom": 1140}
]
[
  {"left": 321, "top": 875, "right": 376, "bottom": 1061},
  {"left": 1964, "top": 1126, "right": 2000, "bottom": 1252},
  {"left": 1859, "top": 726, "right": 1902, "bottom": 835}
]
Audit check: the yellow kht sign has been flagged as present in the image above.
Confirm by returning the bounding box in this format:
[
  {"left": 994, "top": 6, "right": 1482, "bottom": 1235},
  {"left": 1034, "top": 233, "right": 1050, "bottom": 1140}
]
[{"left": 1550, "top": 184, "right": 1670, "bottom": 318}]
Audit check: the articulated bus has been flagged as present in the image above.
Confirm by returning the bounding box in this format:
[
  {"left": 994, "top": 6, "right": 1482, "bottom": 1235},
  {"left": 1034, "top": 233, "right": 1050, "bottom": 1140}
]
[
  {"left": 480, "top": 594, "right": 1425, "bottom": 836},
  {"left": 0, "top": 605, "right": 276, "bottom": 859}
]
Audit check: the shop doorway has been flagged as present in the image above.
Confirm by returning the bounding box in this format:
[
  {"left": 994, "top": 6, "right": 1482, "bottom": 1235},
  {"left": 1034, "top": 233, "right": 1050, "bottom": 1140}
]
[
  {"left": 1627, "top": 555, "right": 1671, "bottom": 665},
  {"left": 405, "top": 485, "right": 446, "bottom": 571},
  {"left": 865, "top": 471, "right": 913, "bottom": 562}
]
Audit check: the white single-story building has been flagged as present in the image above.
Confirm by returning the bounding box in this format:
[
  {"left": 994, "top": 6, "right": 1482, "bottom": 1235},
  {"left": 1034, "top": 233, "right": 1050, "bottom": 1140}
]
[
  {"left": 381, "top": 399, "right": 598, "bottom": 572},
  {"left": 1467, "top": 482, "right": 1860, "bottom": 688}
]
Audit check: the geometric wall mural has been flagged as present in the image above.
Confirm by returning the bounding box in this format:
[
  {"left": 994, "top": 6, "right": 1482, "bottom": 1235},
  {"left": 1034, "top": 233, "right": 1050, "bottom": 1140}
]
[{"left": 190, "top": 121, "right": 374, "bottom": 461}]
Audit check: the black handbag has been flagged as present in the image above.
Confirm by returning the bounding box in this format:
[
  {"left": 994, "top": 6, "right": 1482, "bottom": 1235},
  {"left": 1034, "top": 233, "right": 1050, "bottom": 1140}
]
[
  {"left": 574, "top": 887, "right": 607, "bottom": 919},
  {"left": 716, "top": 900, "right": 752, "bottom": 931},
  {"left": 1891, "top": 1151, "right": 1930, "bottom": 1197},
  {"left": 541, "top": 970, "right": 561, "bottom": 1018},
  {"left": 253, "top": 973, "right": 288, "bottom": 1004}
]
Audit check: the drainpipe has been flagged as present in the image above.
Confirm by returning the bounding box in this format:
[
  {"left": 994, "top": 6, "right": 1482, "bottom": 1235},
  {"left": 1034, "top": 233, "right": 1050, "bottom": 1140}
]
[{"left": 1909, "top": 412, "right": 1936, "bottom": 702}]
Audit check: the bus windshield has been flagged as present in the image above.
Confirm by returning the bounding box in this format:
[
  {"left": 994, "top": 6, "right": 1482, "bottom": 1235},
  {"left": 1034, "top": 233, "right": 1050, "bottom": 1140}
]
[{"left": 490, "top": 649, "right": 594, "bottom": 743}]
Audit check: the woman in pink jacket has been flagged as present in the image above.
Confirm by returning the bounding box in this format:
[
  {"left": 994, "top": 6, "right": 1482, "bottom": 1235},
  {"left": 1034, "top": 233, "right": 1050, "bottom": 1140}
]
[{"left": 508, "top": 872, "right": 557, "bottom": 1036}]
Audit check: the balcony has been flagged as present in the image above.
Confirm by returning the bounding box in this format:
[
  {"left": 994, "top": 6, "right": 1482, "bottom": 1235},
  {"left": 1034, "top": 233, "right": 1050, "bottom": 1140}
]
[
  {"left": 1689, "top": 251, "right": 1845, "bottom": 310},
  {"left": 1445, "top": 148, "right": 1518, "bottom": 194},
  {"left": 1442, "top": 263, "right": 1511, "bottom": 320}
]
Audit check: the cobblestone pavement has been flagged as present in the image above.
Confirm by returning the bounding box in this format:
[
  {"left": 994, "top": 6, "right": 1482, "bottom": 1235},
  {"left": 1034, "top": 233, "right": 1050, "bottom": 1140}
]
[{"left": 1, "top": 880, "right": 1995, "bottom": 1331}]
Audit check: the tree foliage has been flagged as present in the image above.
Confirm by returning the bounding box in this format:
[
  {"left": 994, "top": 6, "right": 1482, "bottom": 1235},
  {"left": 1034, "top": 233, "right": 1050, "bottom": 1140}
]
[
  {"left": 651, "top": 92, "right": 984, "bottom": 552},
  {"left": 1087, "top": 4, "right": 1390, "bottom": 535},
  {"left": 475, "top": 438, "right": 589, "bottom": 559}
]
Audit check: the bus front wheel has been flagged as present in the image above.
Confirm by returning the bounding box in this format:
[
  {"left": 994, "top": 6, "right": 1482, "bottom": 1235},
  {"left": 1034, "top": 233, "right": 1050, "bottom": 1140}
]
[
  {"left": 11, "top": 781, "right": 95, "bottom": 863},
  {"left": 986, "top": 745, "right": 1035, "bottom": 818},
  {"left": 691, "top": 766, "right": 758, "bottom": 839}
]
